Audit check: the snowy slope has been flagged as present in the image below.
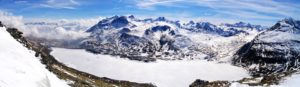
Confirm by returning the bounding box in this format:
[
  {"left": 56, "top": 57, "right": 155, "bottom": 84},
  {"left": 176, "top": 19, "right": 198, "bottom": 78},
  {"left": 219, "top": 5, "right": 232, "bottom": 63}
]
[
  {"left": 278, "top": 73, "right": 300, "bottom": 87},
  {"left": 51, "top": 47, "right": 250, "bottom": 87},
  {"left": 0, "top": 26, "right": 69, "bottom": 87}
]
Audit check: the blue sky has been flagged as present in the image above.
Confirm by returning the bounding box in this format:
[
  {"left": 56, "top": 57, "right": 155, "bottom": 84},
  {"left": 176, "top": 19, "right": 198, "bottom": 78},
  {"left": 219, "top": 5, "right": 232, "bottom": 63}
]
[{"left": 0, "top": 0, "right": 300, "bottom": 26}]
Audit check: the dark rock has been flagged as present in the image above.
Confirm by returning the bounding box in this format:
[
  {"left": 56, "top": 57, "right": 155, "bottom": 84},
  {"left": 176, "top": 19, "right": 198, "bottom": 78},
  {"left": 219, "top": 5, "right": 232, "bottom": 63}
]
[
  {"left": 190, "top": 79, "right": 231, "bottom": 87},
  {"left": 151, "top": 25, "right": 171, "bottom": 32},
  {"left": 128, "top": 15, "right": 135, "bottom": 19},
  {"left": 0, "top": 21, "right": 3, "bottom": 27},
  {"left": 189, "top": 79, "right": 209, "bottom": 87},
  {"left": 119, "top": 28, "right": 131, "bottom": 33},
  {"left": 155, "top": 17, "right": 166, "bottom": 21},
  {"left": 111, "top": 16, "right": 129, "bottom": 28}
]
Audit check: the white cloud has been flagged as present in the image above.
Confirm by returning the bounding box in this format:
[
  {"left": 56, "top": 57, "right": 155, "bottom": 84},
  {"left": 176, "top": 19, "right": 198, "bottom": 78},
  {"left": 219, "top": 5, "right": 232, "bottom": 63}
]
[
  {"left": 28, "top": 26, "right": 90, "bottom": 40},
  {"left": 24, "top": 18, "right": 103, "bottom": 40},
  {"left": 193, "top": 0, "right": 297, "bottom": 17},
  {"left": 0, "top": 10, "right": 102, "bottom": 41},
  {"left": 14, "top": 0, "right": 28, "bottom": 4},
  {"left": 135, "top": 0, "right": 185, "bottom": 10},
  {"left": 0, "top": 11, "right": 26, "bottom": 29},
  {"left": 39, "top": 0, "right": 80, "bottom": 9},
  {"left": 28, "top": 0, "right": 80, "bottom": 9},
  {"left": 12, "top": 0, "right": 80, "bottom": 10},
  {"left": 132, "top": 0, "right": 300, "bottom": 25}
]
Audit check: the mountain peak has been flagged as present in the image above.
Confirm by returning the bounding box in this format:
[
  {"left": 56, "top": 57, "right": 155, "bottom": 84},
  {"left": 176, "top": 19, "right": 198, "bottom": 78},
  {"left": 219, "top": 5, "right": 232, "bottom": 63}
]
[
  {"left": 282, "top": 17, "right": 296, "bottom": 22},
  {"left": 280, "top": 18, "right": 300, "bottom": 27},
  {"left": 128, "top": 15, "right": 135, "bottom": 19},
  {"left": 270, "top": 18, "right": 300, "bottom": 33},
  {"left": 188, "top": 21, "right": 195, "bottom": 24},
  {"left": 221, "top": 21, "right": 266, "bottom": 31},
  {"left": 225, "top": 21, "right": 252, "bottom": 28},
  {"left": 111, "top": 16, "right": 129, "bottom": 28},
  {"left": 156, "top": 17, "right": 167, "bottom": 21},
  {"left": 86, "top": 15, "right": 133, "bottom": 32},
  {"left": 151, "top": 25, "right": 171, "bottom": 32},
  {"left": 235, "top": 21, "right": 250, "bottom": 26}
]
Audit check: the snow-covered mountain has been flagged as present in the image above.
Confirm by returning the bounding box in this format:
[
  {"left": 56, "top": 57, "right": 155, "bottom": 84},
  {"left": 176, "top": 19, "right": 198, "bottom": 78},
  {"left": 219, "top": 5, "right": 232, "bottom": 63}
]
[
  {"left": 0, "top": 23, "right": 69, "bottom": 87},
  {"left": 182, "top": 21, "right": 264, "bottom": 37},
  {"left": 81, "top": 15, "right": 265, "bottom": 61},
  {"left": 233, "top": 18, "right": 300, "bottom": 76}
]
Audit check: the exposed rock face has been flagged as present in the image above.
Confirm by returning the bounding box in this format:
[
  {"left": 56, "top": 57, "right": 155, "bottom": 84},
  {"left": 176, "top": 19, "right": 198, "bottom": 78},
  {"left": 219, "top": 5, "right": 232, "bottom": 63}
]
[
  {"left": 233, "top": 18, "right": 300, "bottom": 76},
  {"left": 0, "top": 21, "right": 3, "bottom": 27},
  {"left": 189, "top": 79, "right": 231, "bottom": 87},
  {"left": 189, "top": 79, "right": 209, "bottom": 87}
]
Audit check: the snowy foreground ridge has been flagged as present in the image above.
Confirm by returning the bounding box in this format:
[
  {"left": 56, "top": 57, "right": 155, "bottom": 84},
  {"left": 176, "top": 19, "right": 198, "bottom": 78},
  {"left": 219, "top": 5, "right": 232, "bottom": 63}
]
[
  {"left": 0, "top": 27, "right": 68, "bottom": 87},
  {"left": 51, "top": 48, "right": 250, "bottom": 87}
]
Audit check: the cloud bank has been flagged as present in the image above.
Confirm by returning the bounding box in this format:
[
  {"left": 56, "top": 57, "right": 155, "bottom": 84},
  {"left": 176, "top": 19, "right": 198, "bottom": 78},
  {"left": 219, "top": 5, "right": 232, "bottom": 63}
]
[
  {"left": 0, "top": 10, "right": 101, "bottom": 41},
  {"left": 24, "top": 18, "right": 102, "bottom": 40},
  {"left": 0, "top": 11, "right": 25, "bottom": 29}
]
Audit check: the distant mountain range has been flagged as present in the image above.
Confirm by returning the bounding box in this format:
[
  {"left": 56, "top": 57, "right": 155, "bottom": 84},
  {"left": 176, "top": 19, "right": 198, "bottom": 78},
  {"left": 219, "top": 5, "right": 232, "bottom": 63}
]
[{"left": 81, "top": 15, "right": 267, "bottom": 61}]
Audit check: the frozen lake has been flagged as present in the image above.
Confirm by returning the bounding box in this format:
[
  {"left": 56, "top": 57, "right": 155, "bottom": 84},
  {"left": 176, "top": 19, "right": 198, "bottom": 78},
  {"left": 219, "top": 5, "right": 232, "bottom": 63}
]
[{"left": 51, "top": 48, "right": 249, "bottom": 87}]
